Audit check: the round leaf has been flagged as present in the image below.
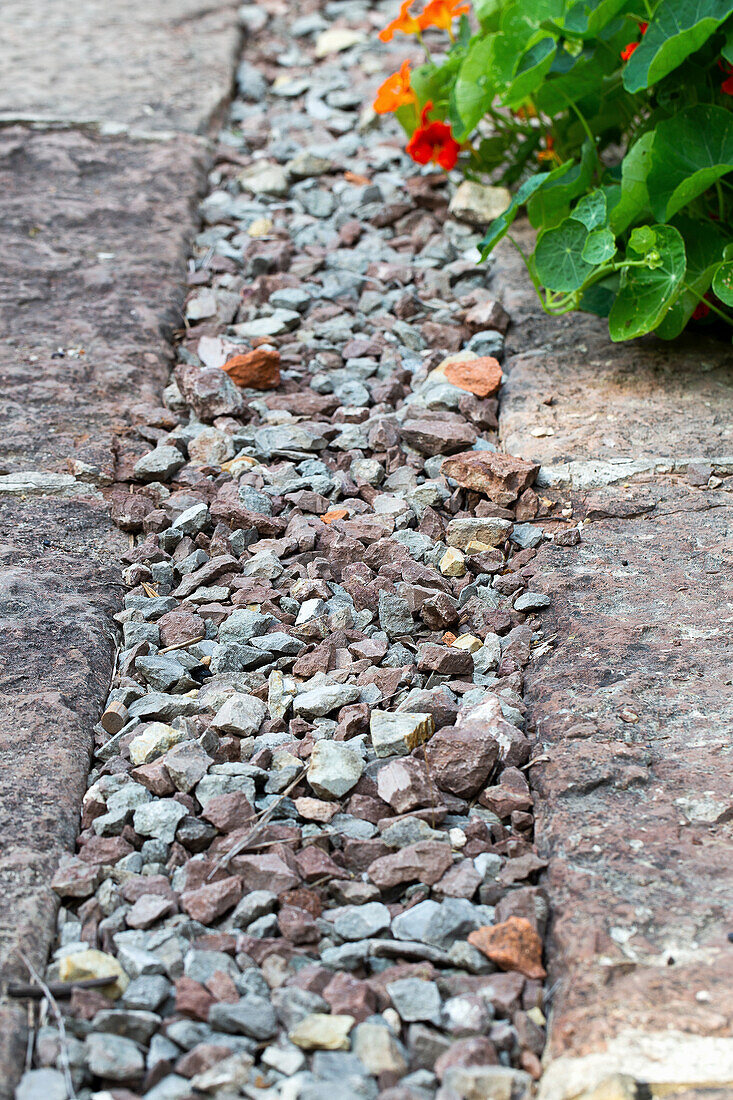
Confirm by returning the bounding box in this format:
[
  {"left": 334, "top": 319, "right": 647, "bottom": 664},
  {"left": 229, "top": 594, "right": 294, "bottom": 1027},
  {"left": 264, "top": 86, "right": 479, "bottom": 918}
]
[
  {"left": 571, "top": 189, "right": 608, "bottom": 230},
  {"left": 647, "top": 105, "right": 733, "bottom": 222},
  {"left": 582, "top": 227, "right": 616, "bottom": 263},
  {"left": 623, "top": 0, "right": 733, "bottom": 93},
  {"left": 712, "top": 260, "right": 733, "bottom": 306},
  {"left": 608, "top": 224, "right": 686, "bottom": 341},
  {"left": 534, "top": 217, "right": 596, "bottom": 291}
]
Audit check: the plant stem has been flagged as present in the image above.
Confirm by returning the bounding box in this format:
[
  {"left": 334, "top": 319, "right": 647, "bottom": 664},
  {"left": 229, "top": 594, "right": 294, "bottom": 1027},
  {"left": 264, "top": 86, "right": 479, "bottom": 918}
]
[{"left": 683, "top": 282, "right": 733, "bottom": 328}]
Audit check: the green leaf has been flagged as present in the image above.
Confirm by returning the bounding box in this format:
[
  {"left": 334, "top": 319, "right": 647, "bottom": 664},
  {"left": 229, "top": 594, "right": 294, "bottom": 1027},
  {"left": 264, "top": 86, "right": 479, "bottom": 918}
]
[
  {"left": 475, "top": 0, "right": 502, "bottom": 26},
  {"left": 647, "top": 104, "right": 733, "bottom": 221},
  {"left": 609, "top": 131, "right": 654, "bottom": 233},
  {"left": 579, "top": 274, "right": 620, "bottom": 315},
  {"left": 479, "top": 172, "right": 552, "bottom": 256},
  {"left": 410, "top": 56, "right": 461, "bottom": 115},
  {"left": 563, "top": 0, "right": 632, "bottom": 36},
  {"left": 535, "top": 217, "right": 597, "bottom": 291},
  {"left": 582, "top": 226, "right": 617, "bottom": 262},
  {"left": 629, "top": 225, "right": 657, "bottom": 252},
  {"left": 571, "top": 189, "right": 608, "bottom": 229},
  {"left": 608, "top": 224, "right": 687, "bottom": 340},
  {"left": 722, "top": 24, "right": 733, "bottom": 63},
  {"left": 712, "top": 260, "right": 733, "bottom": 304},
  {"left": 504, "top": 37, "right": 557, "bottom": 107},
  {"left": 453, "top": 36, "right": 496, "bottom": 139},
  {"left": 623, "top": 0, "right": 733, "bottom": 93},
  {"left": 527, "top": 140, "right": 597, "bottom": 227},
  {"left": 655, "top": 216, "right": 723, "bottom": 336}
]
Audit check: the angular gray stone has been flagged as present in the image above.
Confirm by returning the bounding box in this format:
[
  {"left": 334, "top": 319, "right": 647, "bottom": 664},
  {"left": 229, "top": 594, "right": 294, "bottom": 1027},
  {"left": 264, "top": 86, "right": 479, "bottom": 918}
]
[
  {"left": 85, "top": 1031, "right": 144, "bottom": 1082},
  {"left": 132, "top": 798, "right": 187, "bottom": 843},
  {"left": 386, "top": 978, "right": 442, "bottom": 1025},
  {"left": 294, "top": 683, "right": 361, "bottom": 720},
  {"left": 332, "top": 902, "right": 391, "bottom": 942},
  {"left": 212, "top": 692, "right": 267, "bottom": 736},
  {"left": 370, "top": 711, "right": 434, "bottom": 758},
  {"left": 378, "top": 593, "right": 416, "bottom": 638},
  {"left": 514, "top": 591, "right": 551, "bottom": 612},
  {"left": 307, "top": 740, "right": 364, "bottom": 799},
  {"left": 133, "top": 445, "right": 185, "bottom": 482},
  {"left": 209, "top": 996, "right": 278, "bottom": 1041}
]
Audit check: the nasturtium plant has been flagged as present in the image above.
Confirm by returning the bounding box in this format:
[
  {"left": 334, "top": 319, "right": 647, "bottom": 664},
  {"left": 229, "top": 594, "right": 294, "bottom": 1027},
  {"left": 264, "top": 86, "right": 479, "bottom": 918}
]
[{"left": 372, "top": 0, "right": 733, "bottom": 340}]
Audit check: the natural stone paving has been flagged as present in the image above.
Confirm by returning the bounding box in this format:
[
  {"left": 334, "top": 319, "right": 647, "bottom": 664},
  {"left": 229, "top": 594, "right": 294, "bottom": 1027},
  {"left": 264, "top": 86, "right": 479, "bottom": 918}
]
[{"left": 3, "top": 3, "right": 732, "bottom": 1100}]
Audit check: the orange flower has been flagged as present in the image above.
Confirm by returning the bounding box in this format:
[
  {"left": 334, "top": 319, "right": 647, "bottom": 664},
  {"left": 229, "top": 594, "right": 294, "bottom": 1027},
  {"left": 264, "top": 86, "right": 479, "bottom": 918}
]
[
  {"left": 406, "top": 101, "right": 461, "bottom": 170},
  {"left": 373, "top": 60, "right": 417, "bottom": 114},
  {"left": 418, "top": 0, "right": 470, "bottom": 32},
  {"left": 537, "top": 135, "right": 560, "bottom": 164},
  {"left": 379, "top": 0, "right": 422, "bottom": 41}
]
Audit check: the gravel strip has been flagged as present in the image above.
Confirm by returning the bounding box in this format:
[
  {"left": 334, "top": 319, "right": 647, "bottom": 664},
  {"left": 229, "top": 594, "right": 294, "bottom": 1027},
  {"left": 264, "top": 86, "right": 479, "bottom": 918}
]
[{"left": 14, "top": 3, "right": 578, "bottom": 1098}]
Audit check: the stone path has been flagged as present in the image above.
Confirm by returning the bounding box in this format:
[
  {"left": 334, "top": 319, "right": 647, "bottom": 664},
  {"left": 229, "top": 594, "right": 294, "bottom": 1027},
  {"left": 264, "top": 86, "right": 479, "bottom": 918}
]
[
  {"left": 11, "top": 3, "right": 556, "bottom": 1098},
  {"left": 2, "top": 2, "right": 733, "bottom": 1099},
  {"left": 0, "top": 4, "right": 240, "bottom": 1094}
]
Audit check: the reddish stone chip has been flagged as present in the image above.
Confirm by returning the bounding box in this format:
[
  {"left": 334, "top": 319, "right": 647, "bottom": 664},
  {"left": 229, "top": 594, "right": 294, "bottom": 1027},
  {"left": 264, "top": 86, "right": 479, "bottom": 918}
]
[
  {"left": 222, "top": 346, "right": 280, "bottom": 390},
  {"left": 468, "top": 916, "right": 546, "bottom": 979},
  {"left": 443, "top": 356, "right": 503, "bottom": 398}
]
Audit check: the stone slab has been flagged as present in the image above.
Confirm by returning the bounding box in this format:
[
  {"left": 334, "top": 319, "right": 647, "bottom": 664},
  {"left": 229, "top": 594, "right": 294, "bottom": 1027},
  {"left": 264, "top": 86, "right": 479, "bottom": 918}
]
[
  {"left": 0, "top": 127, "right": 208, "bottom": 475},
  {"left": 527, "top": 490, "right": 733, "bottom": 1097},
  {"left": 0, "top": 0, "right": 240, "bottom": 132},
  {"left": 0, "top": 496, "right": 123, "bottom": 1100},
  {"left": 494, "top": 227, "right": 733, "bottom": 470},
  {"left": 490, "top": 227, "right": 733, "bottom": 1097}
]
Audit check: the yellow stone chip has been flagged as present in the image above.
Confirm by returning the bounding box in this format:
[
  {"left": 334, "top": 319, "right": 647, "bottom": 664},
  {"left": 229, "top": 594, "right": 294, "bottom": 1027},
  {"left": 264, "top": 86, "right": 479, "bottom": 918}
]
[
  {"left": 58, "top": 949, "right": 128, "bottom": 998},
  {"left": 289, "top": 1012, "right": 355, "bottom": 1050}
]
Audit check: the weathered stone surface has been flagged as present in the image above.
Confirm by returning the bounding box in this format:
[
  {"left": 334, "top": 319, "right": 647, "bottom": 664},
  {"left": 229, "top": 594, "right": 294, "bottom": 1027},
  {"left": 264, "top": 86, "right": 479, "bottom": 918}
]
[
  {"left": 288, "top": 1013, "right": 355, "bottom": 1051},
  {"left": 449, "top": 182, "right": 512, "bottom": 227},
  {"left": 307, "top": 740, "right": 364, "bottom": 799},
  {"left": 442, "top": 451, "right": 539, "bottom": 505},
  {"left": 445, "top": 517, "right": 513, "bottom": 550},
  {"left": 368, "top": 842, "right": 453, "bottom": 889},
  {"left": 0, "top": 0, "right": 240, "bottom": 132},
  {"left": 0, "top": 54, "right": 236, "bottom": 1097},
  {"left": 370, "top": 711, "right": 435, "bottom": 758}
]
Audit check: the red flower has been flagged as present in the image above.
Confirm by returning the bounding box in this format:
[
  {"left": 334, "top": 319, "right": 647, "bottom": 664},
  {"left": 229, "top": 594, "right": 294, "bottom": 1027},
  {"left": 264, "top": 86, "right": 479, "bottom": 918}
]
[
  {"left": 406, "top": 101, "right": 461, "bottom": 170},
  {"left": 692, "top": 301, "right": 711, "bottom": 320},
  {"left": 720, "top": 60, "right": 733, "bottom": 95},
  {"left": 621, "top": 20, "right": 648, "bottom": 62},
  {"left": 373, "top": 60, "right": 417, "bottom": 114}
]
